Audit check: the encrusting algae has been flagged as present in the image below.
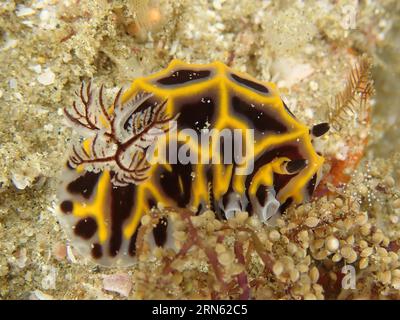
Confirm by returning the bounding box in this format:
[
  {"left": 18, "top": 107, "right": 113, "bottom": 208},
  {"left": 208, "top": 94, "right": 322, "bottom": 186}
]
[{"left": 0, "top": 0, "right": 400, "bottom": 300}]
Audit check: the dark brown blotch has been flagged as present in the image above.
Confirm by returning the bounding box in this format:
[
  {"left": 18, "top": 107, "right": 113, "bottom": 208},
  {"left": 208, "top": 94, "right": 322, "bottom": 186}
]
[
  {"left": 153, "top": 217, "right": 168, "bottom": 247},
  {"left": 159, "top": 161, "right": 193, "bottom": 208},
  {"left": 231, "top": 73, "right": 269, "bottom": 94},
  {"left": 60, "top": 200, "right": 73, "bottom": 214},
  {"left": 231, "top": 96, "right": 287, "bottom": 134},
  {"left": 67, "top": 171, "right": 101, "bottom": 199},
  {"left": 279, "top": 197, "right": 293, "bottom": 214},
  {"left": 147, "top": 198, "right": 157, "bottom": 210},
  {"left": 176, "top": 96, "right": 216, "bottom": 132},
  {"left": 256, "top": 186, "right": 268, "bottom": 205},
  {"left": 91, "top": 243, "right": 103, "bottom": 259},
  {"left": 109, "top": 183, "right": 137, "bottom": 257},
  {"left": 157, "top": 69, "right": 211, "bottom": 86},
  {"left": 272, "top": 172, "right": 294, "bottom": 195},
  {"left": 128, "top": 223, "right": 141, "bottom": 257},
  {"left": 74, "top": 217, "right": 98, "bottom": 239}
]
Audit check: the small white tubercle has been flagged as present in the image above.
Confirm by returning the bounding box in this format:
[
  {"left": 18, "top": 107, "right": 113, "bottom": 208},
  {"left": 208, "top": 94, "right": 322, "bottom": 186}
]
[
  {"left": 220, "top": 193, "right": 241, "bottom": 219},
  {"left": 219, "top": 192, "right": 248, "bottom": 219},
  {"left": 250, "top": 188, "right": 280, "bottom": 223}
]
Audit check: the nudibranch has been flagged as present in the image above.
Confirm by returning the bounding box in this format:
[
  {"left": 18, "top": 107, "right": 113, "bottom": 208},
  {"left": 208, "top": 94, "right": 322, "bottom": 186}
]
[{"left": 58, "top": 60, "right": 328, "bottom": 266}]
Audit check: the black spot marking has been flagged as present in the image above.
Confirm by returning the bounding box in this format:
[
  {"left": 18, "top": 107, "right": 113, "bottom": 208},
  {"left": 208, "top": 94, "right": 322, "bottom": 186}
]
[
  {"left": 245, "top": 145, "right": 302, "bottom": 207},
  {"left": 282, "top": 100, "right": 296, "bottom": 119},
  {"left": 307, "top": 174, "right": 318, "bottom": 198},
  {"left": 153, "top": 217, "right": 168, "bottom": 247},
  {"left": 60, "top": 200, "right": 73, "bottom": 214},
  {"left": 248, "top": 145, "right": 302, "bottom": 185},
  {"left": 177, "top": 96, "right": 215, "bottom": 131},
  {"left": 231, "top": 73, "right": 269, "bottom": 94},
  {"left": 66, "top": 161, "right": 75, "bottom": 170},
  {"left": 232, "top": 96, "right": 287, "bottom": 134},
  {"left": 109, "top": 183, "right": 137, "bottom": 257},
  {"left": 157, "top": 69, "right": 211, "bottom": 85},
  {"left": 91, "top": 243, "right": 103, "bottom": 259},
  {"left": 128, "top": 223, "right": 141, "bottom": 257},
  {"left": 312, "top": 123, "right": 330, "bottom": 137},
  {"left": 159, "top": 162, "right": 193, "bottom": 208},
  {"left": 74, "top": 217, "right": 98, "bottom": 239},
  {"left": 67, "top": 171, "right": 100, "bottom": 199},
  {"left": 196, "top": 202, "right": 206, "bottom": 215},
  {"left": 286, "top": 159, "right": 307, "bottom": 173}
]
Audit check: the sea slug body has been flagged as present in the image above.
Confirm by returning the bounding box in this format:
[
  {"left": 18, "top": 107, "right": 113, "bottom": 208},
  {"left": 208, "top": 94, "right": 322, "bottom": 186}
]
[{"left": 58, "top": 60, "right": 327, "bottom": 266}]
